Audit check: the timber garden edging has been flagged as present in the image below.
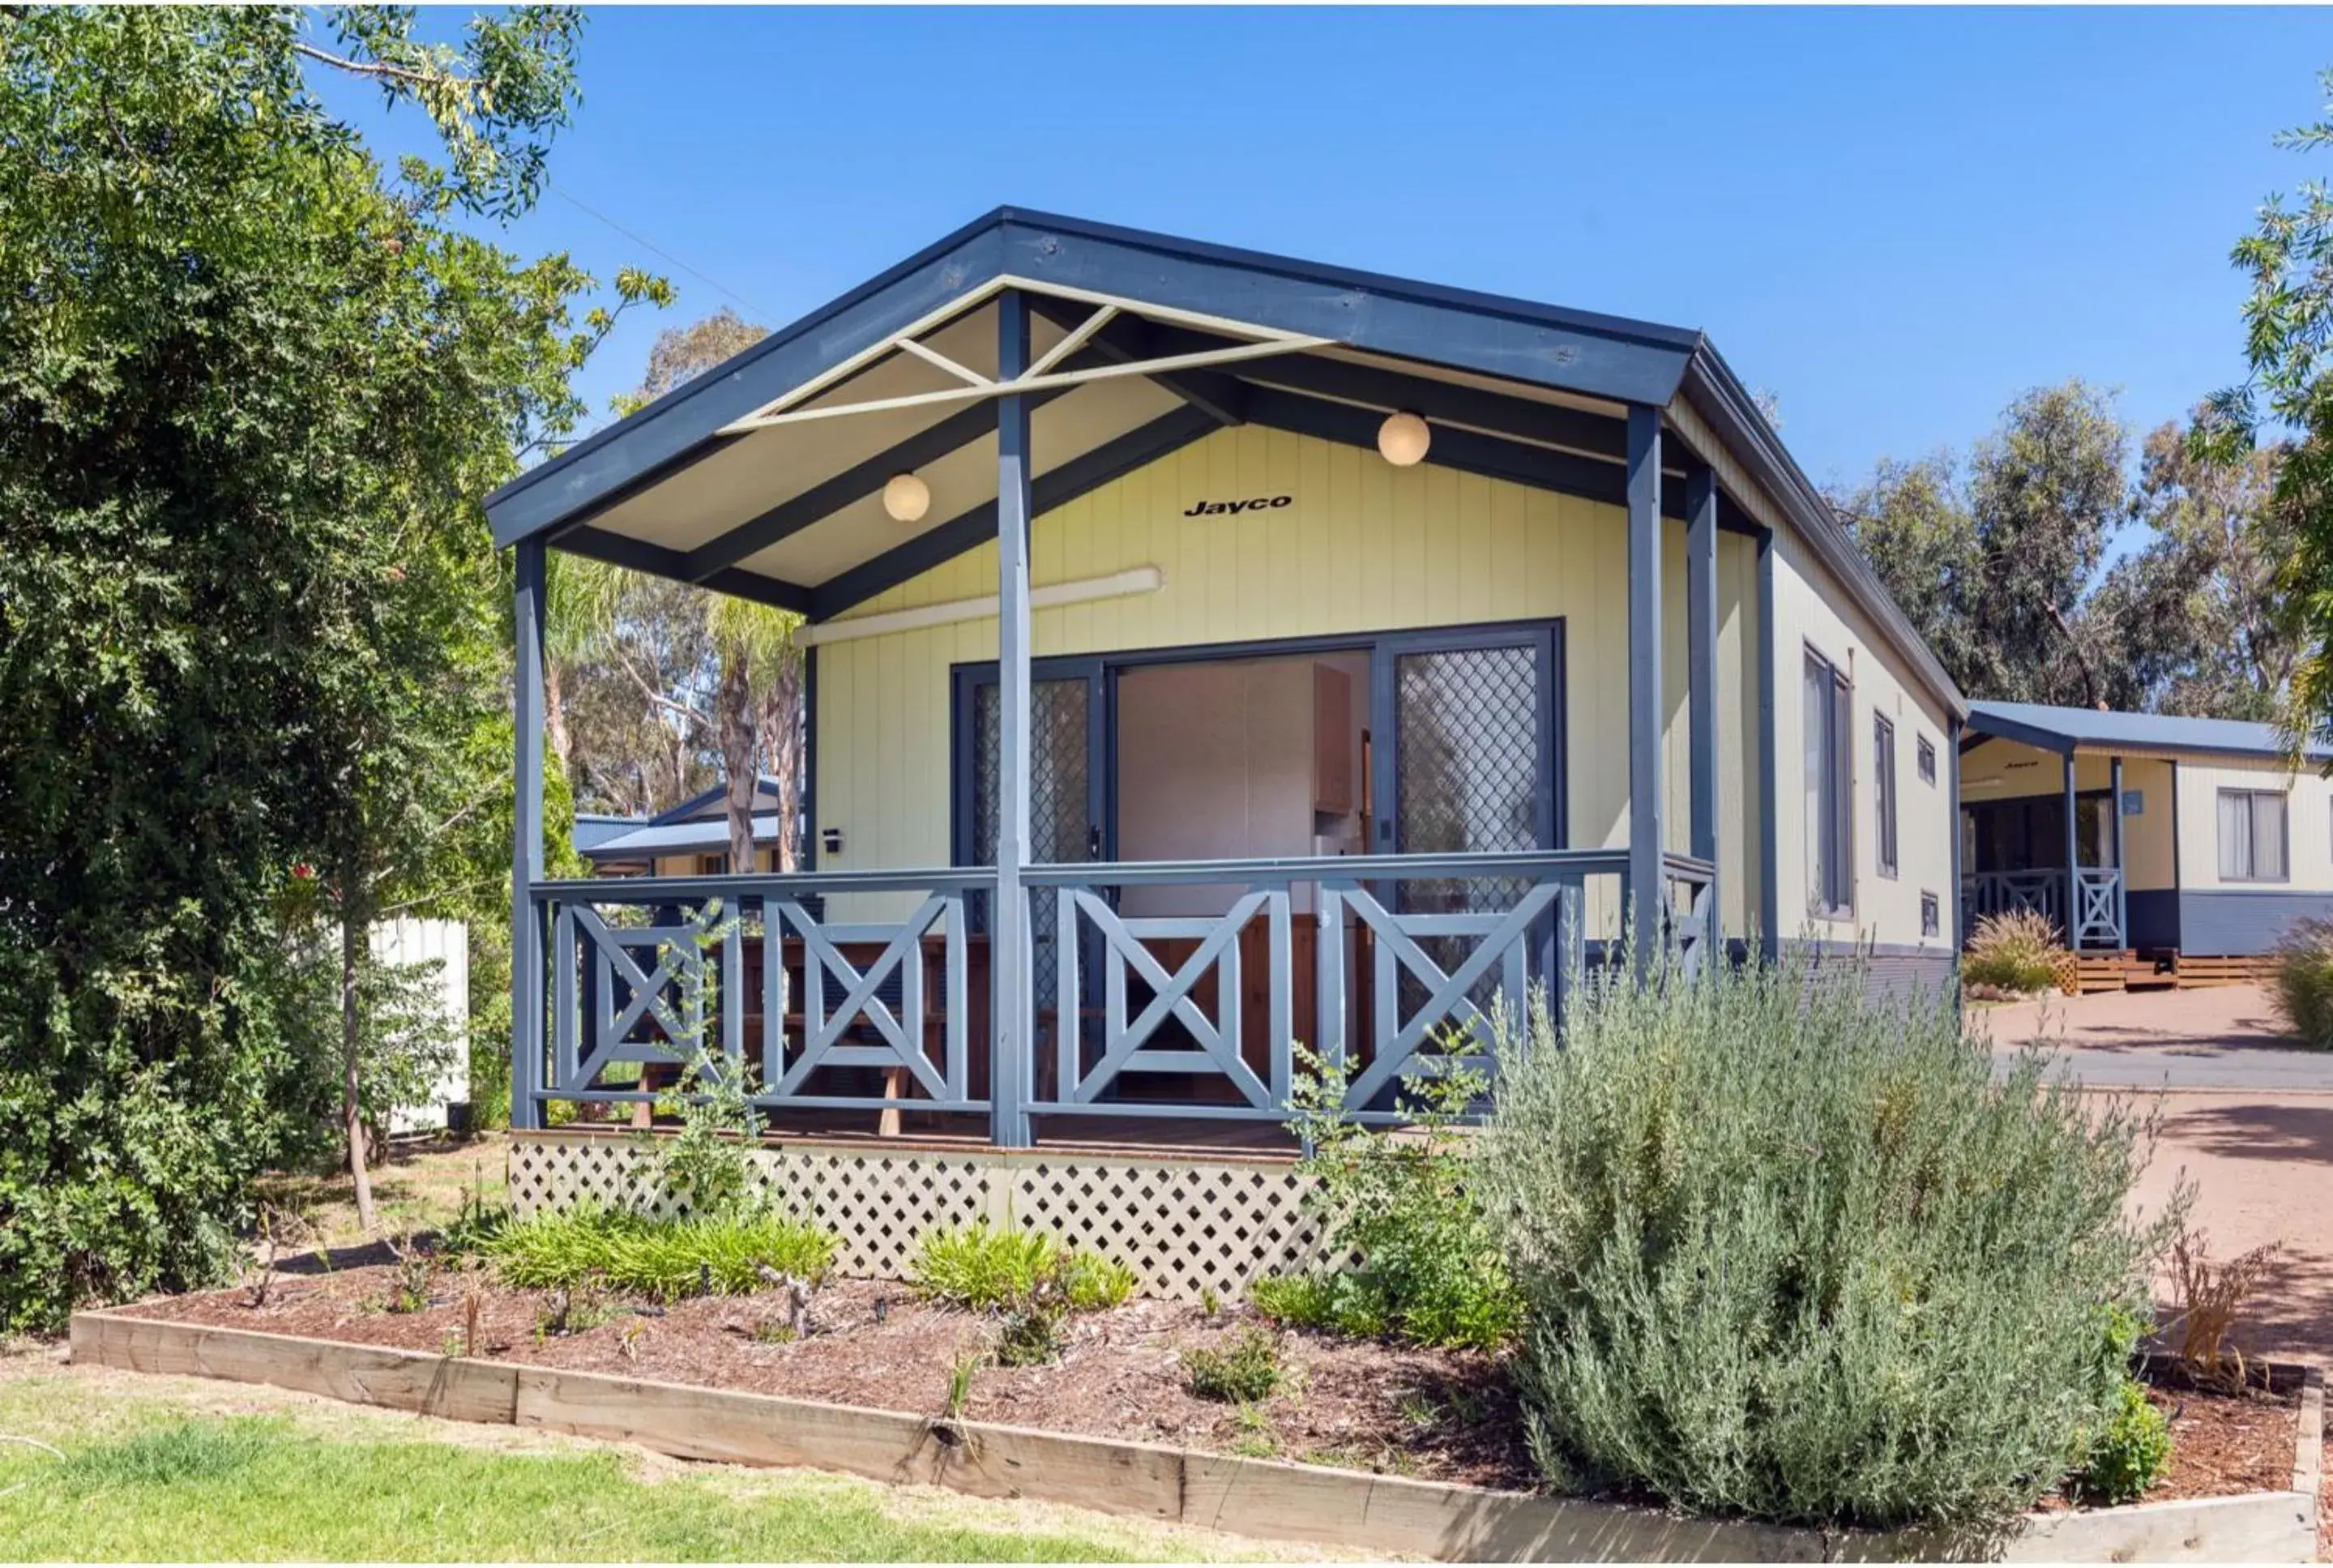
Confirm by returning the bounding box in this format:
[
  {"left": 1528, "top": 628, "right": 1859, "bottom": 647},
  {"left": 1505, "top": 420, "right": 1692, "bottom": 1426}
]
[
  {"left": 70, "top": 1310, "right": 2324, "bottom": 1563},
  {"left": 508, "top": 1128, "right": 1335, "bottom": 1303}
]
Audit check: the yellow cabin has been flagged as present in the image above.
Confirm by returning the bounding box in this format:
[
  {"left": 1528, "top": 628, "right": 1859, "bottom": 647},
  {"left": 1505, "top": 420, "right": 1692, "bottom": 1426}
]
[{"left": 495, "top": 209, "right": 1967, "bottom": 1146}]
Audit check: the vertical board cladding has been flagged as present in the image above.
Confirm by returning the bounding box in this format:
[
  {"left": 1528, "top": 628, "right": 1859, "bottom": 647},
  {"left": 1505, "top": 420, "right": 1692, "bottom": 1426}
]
[
  {"left": 813, "top": 423, "right": 1764, "bottom": 934},
  {"left": 1768, "top": 527, "right": 1957, "bottom": 955},
  {"left": 1959, "top": 741, "right": 2177, "bottom": 894}
]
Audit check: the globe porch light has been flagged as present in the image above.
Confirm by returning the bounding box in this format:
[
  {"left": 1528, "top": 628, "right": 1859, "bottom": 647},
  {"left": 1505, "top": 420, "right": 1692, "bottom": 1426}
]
[
  {"left": 882, "top": 472, "right": 931, "bottom": 523},
  {"left": 1377, "top": 411, "right": 1430, "bottom": 468}
]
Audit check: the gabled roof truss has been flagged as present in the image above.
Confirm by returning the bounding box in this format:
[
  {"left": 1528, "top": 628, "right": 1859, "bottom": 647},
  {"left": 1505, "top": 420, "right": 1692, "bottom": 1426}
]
[{"left": 715, "top": 276, "right": 1334, "bottom": 436}]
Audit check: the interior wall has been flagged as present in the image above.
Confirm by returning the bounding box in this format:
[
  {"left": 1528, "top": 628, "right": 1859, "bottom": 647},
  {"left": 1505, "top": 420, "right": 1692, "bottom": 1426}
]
[{"left": 1114, "top": 652, "right": 1368, "bottom": 916}]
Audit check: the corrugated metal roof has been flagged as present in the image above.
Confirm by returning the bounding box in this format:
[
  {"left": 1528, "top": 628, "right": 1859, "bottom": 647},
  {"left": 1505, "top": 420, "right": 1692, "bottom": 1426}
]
[
  {"left": 572, "top": 814, "right": 647, "bottom": 852},
  {"left": 1967, "top": 701, "right": 2323, "bottom": 760},
  {"left": 581, "top": 815, "right": 786, "bottom": 859}
]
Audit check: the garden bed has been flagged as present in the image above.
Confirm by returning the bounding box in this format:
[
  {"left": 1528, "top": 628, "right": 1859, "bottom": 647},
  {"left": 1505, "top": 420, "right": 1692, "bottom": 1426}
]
[
  {"left": 126, "top": 1264, "right": 1527, "bottom": 1488},
  {"left": 103, "top": 1265, "right": 2319, "bottom": 1555}
]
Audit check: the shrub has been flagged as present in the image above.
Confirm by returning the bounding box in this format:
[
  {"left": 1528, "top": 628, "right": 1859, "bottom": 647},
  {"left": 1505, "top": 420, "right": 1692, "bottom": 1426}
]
[
  {"left": 1247, "top": 1271, "right": 1389, "bottom": 1339},
  {"left": 1480, "top": 948, "right": 2174, "bottom": 1530},
  {"left": 1281, "top": 1036, "right": 1519, "bottom": 1351},
  {"left": 909, "top": 1223, "right": 1059, "bottom": 1310},
  {"left": 2269, "top": 918, "right": 2333, "bottom": 1049},
  {"left": 486, "top": 1206, "right": 835, "bottom": 1300},
  {"left": 1058, "top": 1250, "right": 1135, "bottom": 1312},
  {"left": 908, "top": 1222, "right": 1132, "bottom": 1314},
  {"left": 2067, "top": 1382, "right": 2172, "bottom": 1505},
  {"left": 1962, "top": 908, "right": 2062, "bottom": 996},
  {"left": 2168, "top": 1228, "right": 2284, "bottom": 1388},
  {"left": 995, "top": 1297, "right": 1065, "bottom": 1366},
  {"left": 1182, "top": 1328, "right": 1284, "bottom": 1403}
]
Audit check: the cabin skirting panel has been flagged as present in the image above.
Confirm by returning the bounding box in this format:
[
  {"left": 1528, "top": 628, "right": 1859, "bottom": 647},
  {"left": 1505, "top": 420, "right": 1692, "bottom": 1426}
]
[
  {"left": 508, "top": 1130, "right": 1330, "bottom": 1304},
  {"left": 2176, "top": 891, "right": 2333, "bottom": 957}
]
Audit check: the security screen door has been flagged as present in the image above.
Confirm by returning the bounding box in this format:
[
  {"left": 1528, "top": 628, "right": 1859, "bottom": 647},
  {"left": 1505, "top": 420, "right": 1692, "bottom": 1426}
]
[
  {"left": 961, "top": 665, "right": 1105, "bottom": 1007},
  {"left": 1375, "top": 627, "right": 1559, "bottom": 896},
  {"left": 1371, "top": 626, "right": 1561, "bottom": 1027}
]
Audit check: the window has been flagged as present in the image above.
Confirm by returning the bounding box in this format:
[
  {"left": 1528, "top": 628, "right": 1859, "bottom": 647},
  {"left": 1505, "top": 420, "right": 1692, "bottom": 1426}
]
[
  {"left": 1921, "top": 890, "right": 1941, "bottom": 938},
  {"left": 2218, "top": 789, "right": 2289, "bottom": 882},
  {"left": 1804, "top": 649, "right": 1853, "bottom": 915},
  {"left": 1916, "top": 734, "right": 1937, "bottom": 785},
  {"left": 1874, "top": 714, "right": 1899, "bottom": 879}
]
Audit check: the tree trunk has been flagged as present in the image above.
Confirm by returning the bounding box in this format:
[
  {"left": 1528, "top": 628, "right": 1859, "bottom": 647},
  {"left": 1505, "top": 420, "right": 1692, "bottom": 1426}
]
[
  {"left": 544, "top": 660, "right": 571, "bottom": 777},
  {"left": 718, "top": 652, "right": 757, "bottom": 873},
  {"left": 761, "top": 651, "right": 804, "bottom": 871},
  {"left": 340, "top": 891, "right": 377, "bottom": 1233}
]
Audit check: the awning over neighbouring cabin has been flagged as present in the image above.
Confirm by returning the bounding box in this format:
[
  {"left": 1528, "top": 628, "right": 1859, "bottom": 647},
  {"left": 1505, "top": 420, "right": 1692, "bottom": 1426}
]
[
  {"left": 1966, "top": 701, "right": 2329, "bottom": 763},
  {"left": 483, "top": 207, "right": 1960, "bottom": 718}
]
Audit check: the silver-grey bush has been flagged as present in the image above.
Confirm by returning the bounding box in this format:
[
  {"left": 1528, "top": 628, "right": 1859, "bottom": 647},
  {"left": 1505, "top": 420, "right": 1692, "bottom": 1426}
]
[{"left": 1479, "top": 952, "right": 2174, "bottom": 1529}]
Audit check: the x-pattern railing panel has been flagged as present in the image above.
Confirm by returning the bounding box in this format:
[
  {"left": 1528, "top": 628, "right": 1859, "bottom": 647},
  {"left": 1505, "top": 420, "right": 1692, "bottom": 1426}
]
[
  {"left": 551, "top": 902, "right": 741, "bottom": 1096},
  {"left": 536, "top": 871, "right": 986, "bottom": 1113},
  {"left": 2074, "top": 868, "right": 2124, "bottom": 949},
  {"left": 771, "top": 895, "right": 964, "bottom": 1101},
  {"left": 1334, "top": 879, "right": 1557, "bottom": 1107},
  {"left": 1055, "top": 887, "right": 1286, "bottom": 1109}
]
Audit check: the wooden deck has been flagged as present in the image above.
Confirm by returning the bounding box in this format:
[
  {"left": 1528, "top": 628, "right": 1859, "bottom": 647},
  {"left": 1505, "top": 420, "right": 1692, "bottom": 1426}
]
[
  {"left": 2046, "top": 949, "right": 2276, "bottom": 996},
  {"left": 559, "top": 1106, "right": 1302, "bottom": 1160}
]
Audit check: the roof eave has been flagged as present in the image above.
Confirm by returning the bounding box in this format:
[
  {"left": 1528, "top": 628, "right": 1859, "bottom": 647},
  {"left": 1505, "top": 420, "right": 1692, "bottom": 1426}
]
[{"left": 1678, "top": 347, "right": 1968, "bottom": 722}]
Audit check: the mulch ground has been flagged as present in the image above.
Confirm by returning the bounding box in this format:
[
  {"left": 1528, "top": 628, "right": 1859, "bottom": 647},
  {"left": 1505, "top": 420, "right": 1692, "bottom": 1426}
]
[
  {"left": 135, "top": 1264, "right": 1527, "bottom": 1488},
  {"left": 126, "top": 1264, "right": 2298, "bottom": 1507}
]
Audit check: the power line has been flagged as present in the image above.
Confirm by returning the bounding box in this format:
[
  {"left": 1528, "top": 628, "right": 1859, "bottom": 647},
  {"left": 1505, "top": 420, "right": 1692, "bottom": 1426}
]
[{"left": 549, "top": 182, "right": 769, "bottom": 321}]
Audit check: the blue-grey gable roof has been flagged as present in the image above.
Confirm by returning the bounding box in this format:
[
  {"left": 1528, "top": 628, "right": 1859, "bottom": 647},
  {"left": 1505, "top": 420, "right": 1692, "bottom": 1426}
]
[
  {"left": 1968, "top": 701, "right": 2325, "bottom": 761},
  {"left": 484, "top": 206, "right": 1964, "bottom": 719},
  {"left": 484, "top": 206, "right": 1703, "bottom": 547}
]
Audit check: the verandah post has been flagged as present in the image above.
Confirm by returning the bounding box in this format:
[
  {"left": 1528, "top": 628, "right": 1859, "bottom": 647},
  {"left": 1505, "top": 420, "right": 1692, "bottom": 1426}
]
[
  {"left": 511, "top": 536, "right": 548, "bottom": 1131},
  {"left": 992, "top": 291, "right": 1035, "bottom": 1147},
  {"left": 2110, "top": 754, "right": 2126, "bottom": 949},
  {"left": 1626, "top": 405, "right": 1664, "bottom": 974},
  {"left": 1686, "top": 462, "right": 1720, "bottom": 946},
  {"left": 2062, "top": 750, "right": 2079, "bottom": 950}
]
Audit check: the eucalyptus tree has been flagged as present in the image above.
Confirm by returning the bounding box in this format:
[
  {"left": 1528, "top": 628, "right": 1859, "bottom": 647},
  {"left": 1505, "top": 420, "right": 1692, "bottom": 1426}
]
[
  {"left": 1839, "top": 381, "right": 2129, "bottom": 707},
  {"left": 595, "top": 310, "right": 807, "bottom": 872}
]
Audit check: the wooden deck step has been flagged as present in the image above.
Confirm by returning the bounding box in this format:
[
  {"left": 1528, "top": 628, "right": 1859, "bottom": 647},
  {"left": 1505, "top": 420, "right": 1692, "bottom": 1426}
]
[{"left": 2172, "top": 954, "right": 2272, "bottom": 988}]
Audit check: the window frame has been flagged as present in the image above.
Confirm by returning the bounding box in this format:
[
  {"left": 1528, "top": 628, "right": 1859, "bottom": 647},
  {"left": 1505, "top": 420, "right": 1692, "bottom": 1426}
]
[
  {"left": 2217, "top": 788, "right": 2290, "bottom": 884},
  {"left": 1920, "top": 889, "right": 1940, "bottom": 938},
  {"left": 1874, "top": 712, "right": 1899, "bottom": 880},
  {"left": 1916, "top": 733, "right": 1937, "bottom": 786},
  {"left": 1803, "top": 644, "right": 1854, "bottom": 918}
]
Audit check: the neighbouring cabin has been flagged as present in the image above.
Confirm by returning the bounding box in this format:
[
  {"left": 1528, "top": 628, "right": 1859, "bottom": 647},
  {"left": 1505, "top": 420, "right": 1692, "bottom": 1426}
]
[
  {"left": 493, "top": 208, "right": 1966, "bottom": 1158},
  {"left": 1961, "top": 701, "right": 2333, "bottom": 982},
  {"left": 579, "top": 777, "right": 800, "bottom": 878}
]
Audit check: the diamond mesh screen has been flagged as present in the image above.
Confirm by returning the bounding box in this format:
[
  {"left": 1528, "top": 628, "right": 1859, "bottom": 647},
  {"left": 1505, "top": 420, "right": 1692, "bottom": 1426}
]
[
  {"left": 1392, "top": 644, "right": 1543, "bottom": 1027},
  {"left": 972, "top": 679, "right": 1090, "bottom": 1009}
]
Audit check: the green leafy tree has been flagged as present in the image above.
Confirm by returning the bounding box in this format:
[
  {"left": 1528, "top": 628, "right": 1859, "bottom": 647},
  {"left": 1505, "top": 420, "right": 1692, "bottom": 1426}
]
[
  {"left": 2200, "top": 66, "right": 2333, "bottom": 750},
  {"left": 561, "top": 311, "right": 805, "bottom": 868},
  {"left": 2091, "top": 420, "right": 2297, "bottom": 720},
  {"left": 1840, "top": 381, "right": 2130, "bottom": 707},
  {"left": 0, "top": 6, "right": 651, "bottom": 1325}
]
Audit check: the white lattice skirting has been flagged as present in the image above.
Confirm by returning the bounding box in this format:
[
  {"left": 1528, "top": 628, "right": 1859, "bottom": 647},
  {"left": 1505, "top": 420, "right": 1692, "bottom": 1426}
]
[{"left": 508, "top": 1131, "right": 1327, "bottom": 1304}]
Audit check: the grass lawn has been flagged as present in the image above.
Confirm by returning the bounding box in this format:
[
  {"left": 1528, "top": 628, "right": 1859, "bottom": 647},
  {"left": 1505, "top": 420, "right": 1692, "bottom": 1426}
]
[
  {"left": 254, "top": 1133, "right": 512, "bottom": 1252},
  {"left": 0, "top": 1352, "right": 1294, "bottom": 1562}
]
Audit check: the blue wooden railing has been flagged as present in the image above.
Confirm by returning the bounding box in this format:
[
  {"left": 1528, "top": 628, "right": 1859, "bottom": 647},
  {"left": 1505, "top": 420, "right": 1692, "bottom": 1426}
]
[
  {"left": 523, "top": 848, "right": 1716, "bottom": 1137},
  {"left": 1960, "top": 867, "right": 2123, "bottom": 950}
]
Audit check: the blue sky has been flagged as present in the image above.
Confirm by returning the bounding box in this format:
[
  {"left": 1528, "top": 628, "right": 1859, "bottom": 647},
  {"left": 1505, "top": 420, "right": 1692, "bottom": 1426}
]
[{"left": 349, "top": 6, "right": 2333, "bottom": 498}]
